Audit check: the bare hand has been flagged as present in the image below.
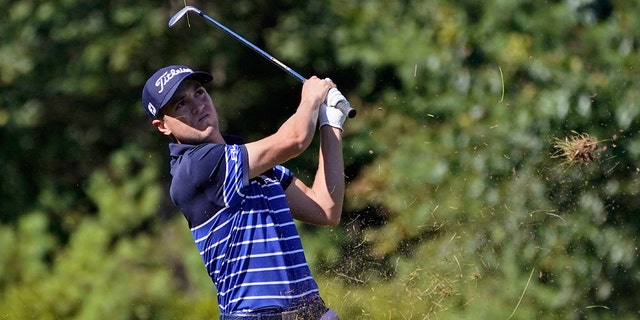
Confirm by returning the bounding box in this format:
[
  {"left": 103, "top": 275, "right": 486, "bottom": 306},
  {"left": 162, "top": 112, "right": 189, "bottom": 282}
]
[{"left": 301, "top": 76, "right": 336, "bottom": 107}]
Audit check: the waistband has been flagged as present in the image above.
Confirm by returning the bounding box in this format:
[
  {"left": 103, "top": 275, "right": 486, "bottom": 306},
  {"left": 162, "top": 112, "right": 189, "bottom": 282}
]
[{"left": 220, "top": 297, "right": 328, "bottom": 320}]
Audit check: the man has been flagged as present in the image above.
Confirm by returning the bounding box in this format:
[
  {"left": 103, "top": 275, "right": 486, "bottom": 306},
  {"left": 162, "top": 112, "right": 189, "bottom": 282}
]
[{"left": 142, "top": 65, "right": 347, "bottom": 319}]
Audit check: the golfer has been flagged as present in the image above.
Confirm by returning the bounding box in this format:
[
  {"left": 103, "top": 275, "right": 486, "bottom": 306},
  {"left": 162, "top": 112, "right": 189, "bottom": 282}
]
[{"left": 142, "top": 65, "right": 347, "bottom": 319}]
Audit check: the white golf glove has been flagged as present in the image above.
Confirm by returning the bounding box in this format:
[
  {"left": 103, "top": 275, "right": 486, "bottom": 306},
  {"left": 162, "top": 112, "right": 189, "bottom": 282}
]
[{"left": 318, "top": 88, "right": 348, "bottom": 131}]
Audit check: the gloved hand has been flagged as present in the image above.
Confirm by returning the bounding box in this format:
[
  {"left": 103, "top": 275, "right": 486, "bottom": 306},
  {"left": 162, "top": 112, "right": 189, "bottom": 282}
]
[
  {"left": 318, "top": 84, "right": 349, "bottom": 130},
  {"left": 318, "top": 102, "right": 347, "bottom": 131}
]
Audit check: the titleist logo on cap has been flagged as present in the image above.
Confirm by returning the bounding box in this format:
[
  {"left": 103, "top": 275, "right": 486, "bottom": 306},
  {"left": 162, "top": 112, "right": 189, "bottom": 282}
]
[{"left": 155, "top": 67, "right": 194, "bottom": 94}]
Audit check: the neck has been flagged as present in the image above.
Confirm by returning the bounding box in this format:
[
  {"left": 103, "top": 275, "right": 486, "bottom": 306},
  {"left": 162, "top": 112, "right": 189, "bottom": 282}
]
[{"left": 175, "top": 131, "right": 226, "bottom": 145}]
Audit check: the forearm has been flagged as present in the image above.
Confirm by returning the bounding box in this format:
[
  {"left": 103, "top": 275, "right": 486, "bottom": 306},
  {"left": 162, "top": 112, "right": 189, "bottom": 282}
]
[
  {"left": 311, "top": 125, "right": 344, "bottom": 225},
  {"left": 278, "top": 76, "right": 333, "bottom": 154},
  {"left": 259, "top": 97, "right": 321, "bottom": 170},
  {"left": 280, "top": 97, "right": 320, "bottom": 151},
  {"left": 245, "top": 77, "right": 331, "bottom": 178}
]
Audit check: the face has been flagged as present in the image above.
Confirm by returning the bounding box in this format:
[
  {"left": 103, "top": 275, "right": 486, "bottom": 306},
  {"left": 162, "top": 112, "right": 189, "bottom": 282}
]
[{"left": 152, "top": 79, "right": 222, "bottom": 144}]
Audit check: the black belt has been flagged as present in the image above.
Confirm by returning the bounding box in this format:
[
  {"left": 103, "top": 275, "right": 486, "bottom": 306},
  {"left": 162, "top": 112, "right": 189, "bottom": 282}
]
[{"left": 220, "top": 297, "right": 328, "bottom": 320}]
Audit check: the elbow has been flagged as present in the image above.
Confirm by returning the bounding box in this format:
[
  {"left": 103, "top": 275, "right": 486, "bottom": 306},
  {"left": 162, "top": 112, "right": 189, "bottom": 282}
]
[
  {"left": 325, "top": 215, "right": 341, "bottom": 227},
  {"left": 324, "top": 205, "right": 343, "bottom": 227}
]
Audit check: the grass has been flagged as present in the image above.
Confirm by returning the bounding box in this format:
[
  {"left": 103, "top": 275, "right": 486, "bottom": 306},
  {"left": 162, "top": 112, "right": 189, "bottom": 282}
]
[{"left": 551, "top": 131, "right": 605, "bottom": 168}]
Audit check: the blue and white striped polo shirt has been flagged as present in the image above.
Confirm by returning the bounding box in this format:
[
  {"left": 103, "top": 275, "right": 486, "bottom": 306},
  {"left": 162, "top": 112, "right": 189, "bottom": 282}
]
[{"left": 168, "top": 141, "right": 320, "bottom": 313}]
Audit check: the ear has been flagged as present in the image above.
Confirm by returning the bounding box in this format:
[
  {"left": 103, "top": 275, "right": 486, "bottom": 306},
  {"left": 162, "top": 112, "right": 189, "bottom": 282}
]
[{"left": 152, "top": 119, "right": 173, "bottom": 137}]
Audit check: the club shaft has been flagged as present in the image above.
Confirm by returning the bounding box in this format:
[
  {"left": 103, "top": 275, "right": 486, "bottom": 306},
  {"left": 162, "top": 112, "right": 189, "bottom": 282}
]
[
  {"left": 170, "top": 6, "right": 356, "bottom": 118},
  {"left": 196, "top": 11, "right": 306, "bottom": 83}
]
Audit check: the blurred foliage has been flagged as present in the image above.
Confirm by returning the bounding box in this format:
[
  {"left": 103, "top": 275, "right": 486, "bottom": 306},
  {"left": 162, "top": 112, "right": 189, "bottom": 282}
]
[{"left": 1, "top": 0, "right": 639, "bottom": 319}]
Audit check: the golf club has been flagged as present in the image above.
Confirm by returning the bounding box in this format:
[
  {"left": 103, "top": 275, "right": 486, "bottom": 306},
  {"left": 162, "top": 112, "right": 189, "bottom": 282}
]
[{"left": 169, "top": 6, "right": 356, "bottom": 118}]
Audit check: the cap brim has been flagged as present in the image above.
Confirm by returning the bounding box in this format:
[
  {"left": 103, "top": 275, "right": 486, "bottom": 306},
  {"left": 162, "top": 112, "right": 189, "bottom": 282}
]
[
  {"left": 159, "top": 71, "right": 213, "bottom": 111},
  {"left": 188, "top": 71, "right": 214, "bottom": 86}
]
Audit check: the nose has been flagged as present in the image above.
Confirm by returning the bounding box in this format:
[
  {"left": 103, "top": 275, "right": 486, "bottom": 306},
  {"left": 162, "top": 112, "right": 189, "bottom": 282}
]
[{"left": 190, "top": 101, "right": 205, "bottom": 114}]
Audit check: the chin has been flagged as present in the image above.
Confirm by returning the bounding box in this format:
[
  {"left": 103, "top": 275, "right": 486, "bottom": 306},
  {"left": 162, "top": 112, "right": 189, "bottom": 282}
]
[
  {"left": 203, "top": 124, "right": 218, "bottom": 133},
  {"left": 200, "top": 126, "right": 219, "bottom": 139}
]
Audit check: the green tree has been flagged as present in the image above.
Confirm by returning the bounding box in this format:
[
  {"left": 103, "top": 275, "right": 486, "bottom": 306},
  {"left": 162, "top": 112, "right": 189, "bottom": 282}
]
[
  {"left": 2, "top": 0, "right": 640, "bottom": 319},
  {"left": 272, "top": 0, "right": 640, "bottom": 318}
]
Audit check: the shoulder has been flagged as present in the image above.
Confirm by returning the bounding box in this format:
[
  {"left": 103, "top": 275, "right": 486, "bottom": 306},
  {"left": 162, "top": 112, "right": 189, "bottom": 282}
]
[
  {"left": 170, "top": 142, "right": 250, "bottom": 186},
  {"left": 170, "top": 143, "right": 228, "bottom": 176},
  {"left": 170, "top": 142, "right": 231, "bottom": 161}
]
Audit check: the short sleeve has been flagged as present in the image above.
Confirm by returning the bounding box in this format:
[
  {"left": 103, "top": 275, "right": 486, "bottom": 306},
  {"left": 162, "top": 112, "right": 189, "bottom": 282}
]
[
  {"left": 272, "top": 164, "right": 294, "bottom": 190},
  {"left": 170, "top": 143, "right": 250, "bottom": 222}
]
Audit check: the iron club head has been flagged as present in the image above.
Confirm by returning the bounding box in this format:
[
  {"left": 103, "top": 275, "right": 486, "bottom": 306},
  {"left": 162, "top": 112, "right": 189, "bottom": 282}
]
[{"left": 168, "top": 6, "right": 202, "bottom": 27}]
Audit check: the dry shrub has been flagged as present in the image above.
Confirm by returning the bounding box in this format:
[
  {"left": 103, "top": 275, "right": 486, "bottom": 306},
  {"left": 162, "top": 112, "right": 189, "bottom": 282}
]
[{"left": 551, "top": 131, "right": 605, "bottom": 166}]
